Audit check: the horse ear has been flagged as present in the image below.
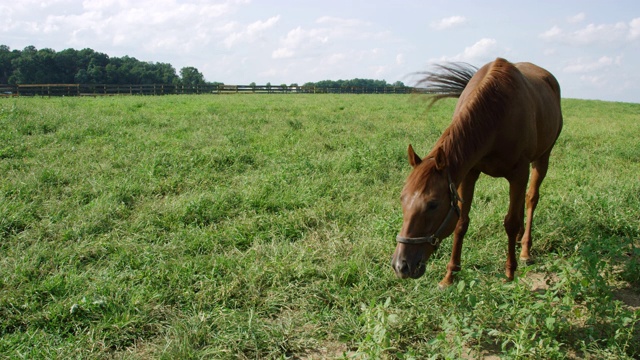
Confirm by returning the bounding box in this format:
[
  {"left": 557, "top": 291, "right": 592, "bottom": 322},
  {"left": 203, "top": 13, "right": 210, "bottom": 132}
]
[
  {"left": 434, "top": 147, "right": 447, "bottom": 171},
  {"left": 408, "top": 144, "right": 422, "bottom": 168}
]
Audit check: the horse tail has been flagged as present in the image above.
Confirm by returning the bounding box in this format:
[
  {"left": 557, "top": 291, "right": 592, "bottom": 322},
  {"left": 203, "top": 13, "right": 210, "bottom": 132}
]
[{"left": 414, "top": 62, "right": 478, "bottom": 107}]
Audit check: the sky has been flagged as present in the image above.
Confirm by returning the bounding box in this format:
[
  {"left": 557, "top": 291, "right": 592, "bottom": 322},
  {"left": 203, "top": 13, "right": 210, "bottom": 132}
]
[{"left": 2, "top": 0, "right": 640, "bottom": 103}]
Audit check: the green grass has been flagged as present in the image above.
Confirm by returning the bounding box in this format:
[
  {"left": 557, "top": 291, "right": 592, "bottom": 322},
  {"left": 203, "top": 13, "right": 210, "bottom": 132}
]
[{"left": 0, "top": 94, "right": 639, "bottom": 359}]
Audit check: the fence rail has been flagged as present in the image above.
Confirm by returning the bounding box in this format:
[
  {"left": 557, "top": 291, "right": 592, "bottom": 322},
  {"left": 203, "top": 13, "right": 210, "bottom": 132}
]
[{"left": 0, "top": 83, "right": 415, "bottom": 97}]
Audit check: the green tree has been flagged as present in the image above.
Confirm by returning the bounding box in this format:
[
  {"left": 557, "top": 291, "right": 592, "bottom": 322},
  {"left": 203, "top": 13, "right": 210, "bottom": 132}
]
[
  {"left": 156, "top": 63, "right": 179, "bottom": 84},
  {"left": 180, "top": 66, "right": 205, "bottom": 85},
  {"left": 9, "top": 46, "right": 39, "bottom": 83},
  {"left": 1, "top": 44, "right": 199, "bottom": 86},
  {"left": 55, "top": 48, "right": 80, "bottom": 83},
  {"left": 0, "top": 45, "right": 20, "bottom": 84}
]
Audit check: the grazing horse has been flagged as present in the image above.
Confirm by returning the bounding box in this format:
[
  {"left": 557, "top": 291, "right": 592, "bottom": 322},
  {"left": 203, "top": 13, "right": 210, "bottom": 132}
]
[{"left": 391, "top": 58, "right": 563, "bottom": 288}]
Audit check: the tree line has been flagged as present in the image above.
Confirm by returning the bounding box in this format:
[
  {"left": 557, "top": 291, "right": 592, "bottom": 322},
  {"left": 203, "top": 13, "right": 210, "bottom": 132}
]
[
  {"left": 303, "top": 79, "right": 405, "bottom": 89},
  {"left": 0, "top": 45, "right": 209, "bottom": 86},
  {"left": 0, "top": 45, "right": 406, "bottom": 89}
]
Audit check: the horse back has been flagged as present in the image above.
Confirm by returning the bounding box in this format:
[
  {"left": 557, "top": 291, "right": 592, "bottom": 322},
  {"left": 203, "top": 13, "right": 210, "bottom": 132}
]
[{"left": 465, "top": 58, "right": 562, "bottom": 160}]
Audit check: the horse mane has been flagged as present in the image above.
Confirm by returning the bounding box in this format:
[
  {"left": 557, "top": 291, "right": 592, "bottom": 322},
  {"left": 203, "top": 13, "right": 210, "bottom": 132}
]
[
  {"left": 415, "top": 58, "right": 521, "bottom": 179},
  {"left": 414, "top": 62, "right": 478, "bottom": 108}
]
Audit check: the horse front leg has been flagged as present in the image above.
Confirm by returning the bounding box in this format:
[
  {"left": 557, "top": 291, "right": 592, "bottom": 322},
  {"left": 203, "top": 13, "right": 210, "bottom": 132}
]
[
  {"left": 439, "top": 169, "right": 480, "bottom": 289},
  {"left": 504, "top": 165, "right": 529, "bottom": 281}
]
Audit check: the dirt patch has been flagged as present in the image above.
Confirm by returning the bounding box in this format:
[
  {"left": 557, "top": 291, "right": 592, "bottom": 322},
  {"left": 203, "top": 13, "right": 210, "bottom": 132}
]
[
  {"left": 613, "top": 287, "right": 640, "bottom": 310},
  {"left": 522, "top": 271, "right": 559, "bottom": 292},
  {"left": 296, "top": 340, "right": 353, "bottom": 359},
  {"left": 460, "top": 346, "right": 501, "bottom": 360},
  {"left": 611, "top": 263, "right": 640, "bottom": 311}
]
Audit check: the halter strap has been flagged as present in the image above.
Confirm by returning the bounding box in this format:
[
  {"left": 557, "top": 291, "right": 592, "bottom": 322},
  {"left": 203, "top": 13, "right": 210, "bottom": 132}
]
[{"left": 396, "top": 171, "right": 462, "bottom": 246}]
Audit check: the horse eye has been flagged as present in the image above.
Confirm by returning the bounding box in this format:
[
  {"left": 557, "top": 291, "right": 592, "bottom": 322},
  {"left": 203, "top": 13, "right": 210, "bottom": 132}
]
[{"left": 426, "top": 201, "right": 439, "bottom": 211}]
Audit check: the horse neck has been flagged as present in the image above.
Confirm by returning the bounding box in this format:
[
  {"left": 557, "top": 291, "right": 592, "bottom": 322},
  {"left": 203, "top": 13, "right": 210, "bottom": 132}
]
[
  {"left": 431, "top": 60, "right": 520, "bottom": 186},
  {"left": 432, "top": 112, "right": 495, "bottom": 185}
]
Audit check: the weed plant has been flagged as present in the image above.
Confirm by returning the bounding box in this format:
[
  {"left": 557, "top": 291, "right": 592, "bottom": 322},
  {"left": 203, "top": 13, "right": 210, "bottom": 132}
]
[{"left": 0, "top": 95, "right": 639, "bottom": 358}]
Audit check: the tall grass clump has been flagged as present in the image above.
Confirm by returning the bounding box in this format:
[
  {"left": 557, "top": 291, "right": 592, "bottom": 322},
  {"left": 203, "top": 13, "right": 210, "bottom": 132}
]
[{"left": 0, "top": 95, "right": 638, "bottom": 359}]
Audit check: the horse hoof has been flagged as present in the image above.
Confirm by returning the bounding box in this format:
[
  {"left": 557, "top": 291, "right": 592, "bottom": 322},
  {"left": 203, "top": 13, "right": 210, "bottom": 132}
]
[
  {"left": 520, "top": 257, "right": 535, "bottom": 266},
  {"left": 502, "top": 276, "right": 515, "bottom": 284},
  {"left": 437, "top": 281, "right": 452, "bottom": 290}
]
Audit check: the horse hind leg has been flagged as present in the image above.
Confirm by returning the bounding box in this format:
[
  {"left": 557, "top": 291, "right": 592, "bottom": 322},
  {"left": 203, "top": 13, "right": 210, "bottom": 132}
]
[
  {"left": 503, "top": 159, "right": 533, "bottom": 282},
  {"left": 519, "top": 154, "right": 550, "bottom": 264}
]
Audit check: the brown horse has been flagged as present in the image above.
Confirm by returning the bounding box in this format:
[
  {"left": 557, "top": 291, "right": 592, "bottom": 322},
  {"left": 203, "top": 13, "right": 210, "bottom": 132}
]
[{"left": 391, "top": 57, "right": 563, "bottom": 288}]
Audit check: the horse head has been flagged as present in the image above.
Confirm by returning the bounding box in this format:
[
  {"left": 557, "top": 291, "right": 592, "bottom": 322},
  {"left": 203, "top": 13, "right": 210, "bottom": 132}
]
[{"left": 391, "top": 145, "right": 461, "bottom": 279}]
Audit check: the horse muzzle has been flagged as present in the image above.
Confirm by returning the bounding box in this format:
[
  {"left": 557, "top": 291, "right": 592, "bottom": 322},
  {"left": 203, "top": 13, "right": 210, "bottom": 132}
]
[
  {"left": 391, "top": 245, "right": 428, "bottom": 279},
  {"left": 392, "top": 258, "right": 426, "bottom": 279}
]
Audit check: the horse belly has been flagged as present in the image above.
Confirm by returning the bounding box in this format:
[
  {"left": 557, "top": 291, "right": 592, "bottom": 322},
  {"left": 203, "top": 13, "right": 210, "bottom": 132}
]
[
  {"left": 474, "top": 156, "right": 524, "bottom": 178},
  {"left": 532, "top": 113, "right": 562, "bottom": 159}
]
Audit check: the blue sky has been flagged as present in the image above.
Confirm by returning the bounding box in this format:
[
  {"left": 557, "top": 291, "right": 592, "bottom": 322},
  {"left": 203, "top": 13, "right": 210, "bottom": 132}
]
[{"left": 2, "top": 0, "right": 639, "bottom": 102}]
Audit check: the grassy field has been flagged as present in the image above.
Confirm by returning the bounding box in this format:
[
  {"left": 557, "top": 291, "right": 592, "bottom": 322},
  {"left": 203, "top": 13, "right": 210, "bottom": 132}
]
[{"left": 0, "top": 94, "right": 639, "bottom": 359}]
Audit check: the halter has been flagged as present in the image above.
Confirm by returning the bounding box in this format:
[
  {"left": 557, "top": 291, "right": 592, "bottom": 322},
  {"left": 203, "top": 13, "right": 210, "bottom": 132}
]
[{"left": 396, "top": 171, "right": 463, "bottom": 246}]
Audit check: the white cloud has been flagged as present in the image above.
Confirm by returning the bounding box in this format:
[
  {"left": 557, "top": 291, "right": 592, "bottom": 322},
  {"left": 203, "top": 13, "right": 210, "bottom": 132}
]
[
  {"left": 224, "top": 15, "right": 280, "bottom": 47},
  {"left": 327, "top": 53, "right": 346, "bottom": 65},
  {"left": 540, "top": 26, "right": 563, "bottom": 40},
  {"left": 438, "top": 38, "right": 498, "bottom": 63},
  {"left": 540, "top": 19, "right": 639, "bottom": 45},
  {"left": 629, "top": 18, "right": 640, "bottom": 40},
  {"left": 567, "top": 13, "right": 586, "bottom": 24},
  {"left": 431, "top": 16, "right": 467, "bottom": 30},
  {"left": 579, "top": 75, "right": 606, "bottom": 87},
  {"left": 371, "top": 65, "right": 386, "bottom": 77},
  {"left": 316, "top": 16, "right": 369, "bottom": 27},
  {"left": 2, "top": 0, "right": 251, "bottom": 53},
  {"left": 462, "top": 38, "right": 498, "bottom": 60},
  {"left": 272, "top": 47, "right": 294, "bottom": 59},
  {"left": 271, "top": 26, "right": 329, "bottom": 59},
  {"left": 575, "top": 22, "right": 628, "bottom": 43},
  {"left": 271, "top": 16, "right": 373, "bottom": 60},
  {"left": 563, "top": 56, "right": 622, "bottom": 73},
  {"left": 247, "top": 15, "right": 280, "bottom": 35}
]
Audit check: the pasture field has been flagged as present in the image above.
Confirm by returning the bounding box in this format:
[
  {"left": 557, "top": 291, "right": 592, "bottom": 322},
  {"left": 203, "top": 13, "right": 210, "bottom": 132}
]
[{"left": 0, "top": 94, "right": 639, "bottom": 359}]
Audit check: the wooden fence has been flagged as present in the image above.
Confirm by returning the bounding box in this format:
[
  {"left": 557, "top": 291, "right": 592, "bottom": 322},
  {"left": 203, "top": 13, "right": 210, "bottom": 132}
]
[{"left": 0, "top": 84, "right": 415, "bottom": 97}]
